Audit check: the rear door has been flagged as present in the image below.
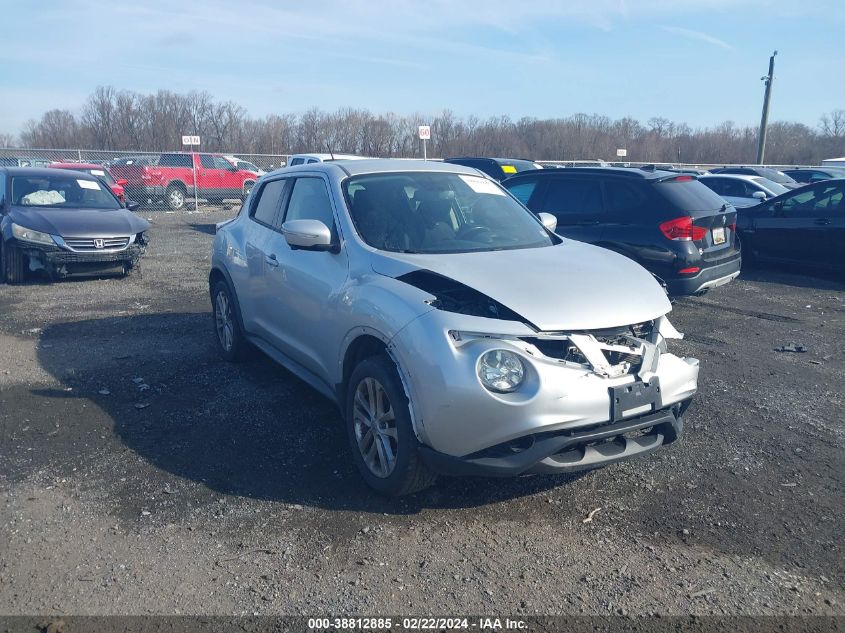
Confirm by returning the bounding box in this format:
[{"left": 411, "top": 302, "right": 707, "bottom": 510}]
[
  {"left": 240, "top": 177, "right": 289, "bottom": 337},
  {"left": 532, "top": 176, "right": 605, "bottom": 243}
]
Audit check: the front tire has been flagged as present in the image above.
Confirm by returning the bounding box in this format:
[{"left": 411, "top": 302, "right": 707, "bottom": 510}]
[
  {"left": 346, "top": 356, "right": 436, "bottom": 496},
  {"left": 211, "top": 280, "right": 249, "bottom": 361},
  {"left": 1, "top": 241, "right": 25, "bottom": 284}
]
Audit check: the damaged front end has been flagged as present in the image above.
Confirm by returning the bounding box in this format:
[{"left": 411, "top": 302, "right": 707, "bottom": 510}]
[
  {"left": 17, "top": 231, "right": 149, "bottom": 279},
  {"left": 388, "top": 268, "right": 699, "bottom": 474}
]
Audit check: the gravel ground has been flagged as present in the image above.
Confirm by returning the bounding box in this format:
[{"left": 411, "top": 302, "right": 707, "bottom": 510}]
[{"left": 0, "top": 208, "right": 843, "bottom": 617}]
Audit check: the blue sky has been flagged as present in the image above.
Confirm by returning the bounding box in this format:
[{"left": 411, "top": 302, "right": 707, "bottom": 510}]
[{"left": 1, "top": 0, "right": 843, "bottom": 136}]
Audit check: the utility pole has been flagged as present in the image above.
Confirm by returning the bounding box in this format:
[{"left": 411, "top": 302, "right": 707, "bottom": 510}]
[{"left": 756, "top": 50, "right": 777, "bottom": 165}]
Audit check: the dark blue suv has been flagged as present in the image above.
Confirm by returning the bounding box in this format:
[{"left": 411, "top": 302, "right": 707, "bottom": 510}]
[{"left": 502, "top": 167, "right": 742, "bottom": 296}]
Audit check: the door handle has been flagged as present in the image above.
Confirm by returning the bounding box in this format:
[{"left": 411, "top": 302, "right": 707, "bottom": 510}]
[
  {"left": 813, "top": 218, "right": 830, "bottom": 226},
  {"left": 265, "top": 254, "right": 279, "bottom": 267}
]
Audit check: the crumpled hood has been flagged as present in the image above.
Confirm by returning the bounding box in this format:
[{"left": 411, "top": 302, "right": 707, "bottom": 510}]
[
  {"left": 371, "top": 240, "right": 672, "bottom": 331},
  {"left": 10, "top": 206, "right": 150, "bottom": 238}
]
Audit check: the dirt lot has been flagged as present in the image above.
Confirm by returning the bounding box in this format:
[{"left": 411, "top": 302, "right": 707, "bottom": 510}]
[{"left": 0, "top": 209, "right": 843, "bottom": 618}]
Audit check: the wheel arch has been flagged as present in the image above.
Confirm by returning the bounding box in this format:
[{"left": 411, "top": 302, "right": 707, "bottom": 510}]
[
  {"left": 338, "top": 329, "right": 425, "bottom": 442},
  {"left": 209, "top": 265, "right": 246, "bottom": 333}
]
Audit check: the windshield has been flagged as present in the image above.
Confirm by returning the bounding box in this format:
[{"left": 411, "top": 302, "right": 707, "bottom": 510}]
[
  {"left": 752, "top": 177, "right": 788, "bottom": 195},
  {"left": 11, "top": 174, "right": 120, "bottom": 209},
  {"left": 344, "top": 172, "right": 555, "bottom": 254}
]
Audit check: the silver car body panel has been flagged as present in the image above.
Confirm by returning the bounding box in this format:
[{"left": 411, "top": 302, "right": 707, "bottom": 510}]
[{"left": 211, "top": 160, "right": 699, "bottom": 460}]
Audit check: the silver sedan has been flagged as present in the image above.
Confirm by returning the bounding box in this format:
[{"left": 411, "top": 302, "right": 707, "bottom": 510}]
[{"left": 209, "top": 160, "right": 699, "bottom": 495}]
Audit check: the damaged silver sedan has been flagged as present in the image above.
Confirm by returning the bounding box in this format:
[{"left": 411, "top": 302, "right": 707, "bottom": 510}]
[{"left": 210, "top": 160, "right": 699, "bottom": 495}]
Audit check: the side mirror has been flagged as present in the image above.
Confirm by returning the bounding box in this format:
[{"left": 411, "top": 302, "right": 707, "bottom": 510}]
[
  {"left": 537, "top": 212, "right": 557, "bottom": 232},
  {"left": 282, "top": 219, "right": 334, "bottom": 251},
  {"left": 126, "top": 200, "right": 140, "bottom": 212},
  {"left": 751, "top": 191, "right": 767, "bottom": 200},
  {"left": 116, "top": 179, "right": 128, "bottom": 187}
]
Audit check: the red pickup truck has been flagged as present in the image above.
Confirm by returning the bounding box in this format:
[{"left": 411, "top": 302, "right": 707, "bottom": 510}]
[{"left": 111, "top": 152, "right": 258, "bottom": 210}]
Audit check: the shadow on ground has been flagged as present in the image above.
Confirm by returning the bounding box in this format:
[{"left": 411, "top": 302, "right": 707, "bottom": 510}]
[{"left": 29, "top": 311, "right": 583, "bottom": 516}]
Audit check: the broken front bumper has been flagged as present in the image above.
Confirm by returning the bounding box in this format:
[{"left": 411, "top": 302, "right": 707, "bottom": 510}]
[
  {"left": 14, "top": 240, "right": 145, "bottom": 276},
  {"left": 389, "top": 309, "right": 699, "bottom": 461},
  {"left": 419, "top": 401, "right": 688, "bottom": 477}
]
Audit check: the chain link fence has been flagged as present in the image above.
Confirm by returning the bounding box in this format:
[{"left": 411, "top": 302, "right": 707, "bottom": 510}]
[
  {"left": 0, "top": 146, "right": 815, "bottom": 211},
  {"left": 0, "top": 148, "right": 290, "bottom": 210}
]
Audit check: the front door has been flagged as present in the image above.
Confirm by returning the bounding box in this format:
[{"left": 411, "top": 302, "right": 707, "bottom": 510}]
[
  {"left": 753, "top": 183, "right": 840, "bottom": 267},
  {"left": 261, "top": 175, "right": 350, "bottom": 383}
]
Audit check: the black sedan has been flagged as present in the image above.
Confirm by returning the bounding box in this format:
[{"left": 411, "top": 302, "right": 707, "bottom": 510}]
[
  {"left": 735, "top": 179, "right": 844, "bottom": 274},
  {"left": 0, "top": 167, "right": 150, "bottom": 283}
]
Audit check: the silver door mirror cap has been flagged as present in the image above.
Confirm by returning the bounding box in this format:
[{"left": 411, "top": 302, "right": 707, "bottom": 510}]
[
  {"left": 538, "top": 212, "right": 557, "bottom": 232},
  {"left": 281, "top": 219, "right": 333, "bottom": 251},
  {"left": 752, "top": 191, "right": 767, "bottom": 200}
]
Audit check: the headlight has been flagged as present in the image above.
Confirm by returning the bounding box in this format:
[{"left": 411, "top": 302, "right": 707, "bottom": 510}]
[
  {"left": 11, "top": 223, "right": 55, "bottom": 246},
  {"left": 477, "top": 349, "right": 525, "bottom": 393}
]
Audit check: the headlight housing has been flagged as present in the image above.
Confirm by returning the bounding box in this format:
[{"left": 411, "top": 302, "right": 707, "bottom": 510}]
[
  {"left": 477, "top": 349, "right": 525, "bottom": 393},
  {"left": 11, "top": 223, "right": 55, "bottom": 246}
]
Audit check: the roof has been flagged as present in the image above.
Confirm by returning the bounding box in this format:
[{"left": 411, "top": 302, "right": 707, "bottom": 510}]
[
  {"left": 505, "top": 166, "right": 684, "bottom": 181},
  {"left": 0, "top": 166, "right": 99, "bottom": 179},
  {"left": 699, "top": 173, "right": 764, "bottom": 182},
  {"left": 48, "top": 162, "right": 105, "bottom": 170},
  {"left": 291, "top": 153, "right": 370, "bottom": 160},
  {"left": 267, "top": 159, "right": 482, "bottom": 178}
]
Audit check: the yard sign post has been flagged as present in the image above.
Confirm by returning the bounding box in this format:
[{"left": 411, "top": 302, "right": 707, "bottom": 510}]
[
  {"left": 182, "top": 135, "right": 201, "bottom": 210},
  {"left": 418, "top": 126, "right": 430, "bottom": 161}
]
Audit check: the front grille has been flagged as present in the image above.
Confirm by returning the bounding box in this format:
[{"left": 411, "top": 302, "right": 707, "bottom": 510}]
[{"left": 63, "top": 237, "right": 130, "bottom": 252}]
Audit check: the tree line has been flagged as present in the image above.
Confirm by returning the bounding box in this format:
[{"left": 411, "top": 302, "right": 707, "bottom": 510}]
[{"left": 5, "top": 86, "right": 845, "bottom": 165}]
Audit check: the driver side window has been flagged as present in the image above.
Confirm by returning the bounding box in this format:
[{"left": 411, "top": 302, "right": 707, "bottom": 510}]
[
  {"left": 283, "top": 177, "right": 336, "bottom": 235},
  {"left": 780, "top": 185, "right": 843, "bottom": 215}
]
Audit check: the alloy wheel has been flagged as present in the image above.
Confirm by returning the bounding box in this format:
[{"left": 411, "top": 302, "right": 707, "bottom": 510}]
[
  {"left": 214, "top": 290, "right": 234, "bottom": 352},
  {"left": 353, "top": 377, "right": 399, "bottom": 478}
]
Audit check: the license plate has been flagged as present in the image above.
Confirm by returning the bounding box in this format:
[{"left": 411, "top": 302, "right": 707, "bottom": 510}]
[
  {"left": 609, "top": 379, "right": 661, "bottom": 421},
  {"left": 712, "top": 227, "right": 726, "bottom": 245}
]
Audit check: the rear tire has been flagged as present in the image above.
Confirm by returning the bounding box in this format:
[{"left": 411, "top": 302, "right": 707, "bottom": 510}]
[
  {"left": 211, "top": 280, "right": 250, "bottom": 362},
  {"left": 166, "top": 184, "right": 186, "bottom": 211},
  {"left": 1, "top": 241, "right": 25, "bottom": 284},
  {"left": 346, "top": 355, "right": 437, "bottom": 496}
]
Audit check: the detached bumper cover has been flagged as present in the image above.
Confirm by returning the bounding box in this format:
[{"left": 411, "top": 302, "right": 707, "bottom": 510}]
[{"left": 419, "top": 401, "right": 688, "bottom": 477}]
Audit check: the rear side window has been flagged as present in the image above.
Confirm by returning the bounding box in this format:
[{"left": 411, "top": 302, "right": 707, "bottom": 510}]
[
  {"left": 654, "top": 179, "right": 726, "bottom": 211},
  {"left": 158, "top": 154, "right": 192, "bottom": 168},
  {"left": 604, "top": 180, "right": 649, "bottom": 214},
  {"left": 541, "top": 179, "right": 603, "bottom": 216},
  {"left": 507, "top": 179, "right": 539, "bottom": 206},
  {"left": 251, "top": 178, "right": 287, "bottom": 228}
]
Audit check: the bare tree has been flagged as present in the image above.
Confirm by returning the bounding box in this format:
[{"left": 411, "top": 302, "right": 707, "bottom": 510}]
[{"left": 12, "top": 85, "right": 845, "bottom": 164}]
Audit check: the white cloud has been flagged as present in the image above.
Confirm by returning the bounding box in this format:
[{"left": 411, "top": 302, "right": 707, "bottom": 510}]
[{"left": 661, "top": 25, "right": 734, "bottom": 50}]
